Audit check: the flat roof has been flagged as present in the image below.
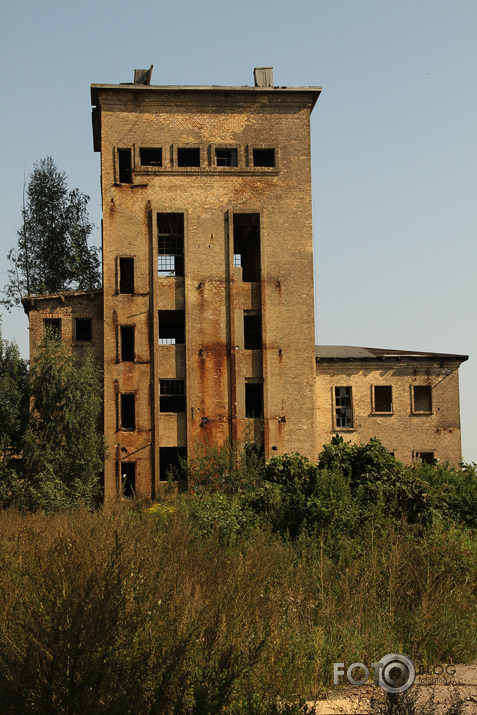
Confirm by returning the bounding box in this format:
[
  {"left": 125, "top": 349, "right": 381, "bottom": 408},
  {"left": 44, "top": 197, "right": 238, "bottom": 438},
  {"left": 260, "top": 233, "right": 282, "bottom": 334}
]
[{"left": 315, "top": 345, "right": 468, "bottom": 363}]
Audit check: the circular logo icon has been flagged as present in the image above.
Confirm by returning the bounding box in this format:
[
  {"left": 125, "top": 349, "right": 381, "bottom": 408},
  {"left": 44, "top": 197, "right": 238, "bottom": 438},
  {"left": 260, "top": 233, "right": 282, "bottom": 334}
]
[{"left": 376, "top": 654, "right": 415, "bottom": 694}]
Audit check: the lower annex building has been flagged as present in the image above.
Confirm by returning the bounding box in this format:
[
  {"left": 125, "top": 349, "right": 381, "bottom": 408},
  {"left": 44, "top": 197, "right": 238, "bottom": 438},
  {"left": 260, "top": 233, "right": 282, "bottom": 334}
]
[{"left": 22, "top": 68, "right": 468, "bottom": 499}]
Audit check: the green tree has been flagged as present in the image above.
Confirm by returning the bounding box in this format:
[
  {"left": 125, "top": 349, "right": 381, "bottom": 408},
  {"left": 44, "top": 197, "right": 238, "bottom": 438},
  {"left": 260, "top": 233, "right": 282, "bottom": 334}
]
[
  {"left": 0, "top": 321, "right": 29, "bottom": 461},
  {"left": 2, "top": 157, "right": 101, "bottom": 309}
]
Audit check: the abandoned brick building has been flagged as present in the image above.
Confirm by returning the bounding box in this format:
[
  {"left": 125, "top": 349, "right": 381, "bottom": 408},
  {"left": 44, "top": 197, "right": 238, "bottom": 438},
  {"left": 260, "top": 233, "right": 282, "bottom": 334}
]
[{"left": 23, "top": 67, "right": 468, "bottom": 499}]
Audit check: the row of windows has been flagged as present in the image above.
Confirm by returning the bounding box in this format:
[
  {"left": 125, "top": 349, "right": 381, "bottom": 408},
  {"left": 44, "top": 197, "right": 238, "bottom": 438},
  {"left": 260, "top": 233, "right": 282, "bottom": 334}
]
[
  {"left": 117, "top": 146, "right": 276, "bottom": 182},
  {"left": 334, "top": 384, "right": 433, "bottom": 429}
]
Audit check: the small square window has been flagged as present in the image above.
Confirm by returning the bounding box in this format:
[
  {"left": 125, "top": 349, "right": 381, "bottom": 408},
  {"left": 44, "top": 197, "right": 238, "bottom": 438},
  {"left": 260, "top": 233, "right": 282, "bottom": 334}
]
[
  {"left": 177, "top": 148, "right": 200, "bottom": 167},
  {"left": 75, "top": 318, "right": 92, "bottom": 342},
  {"left": 253, "top": 148, "right": 275, "bottom": 167},
  {"left": 374, "top": 385, "right": 392, "bottom": 413},
  {"left": 140, "top": 148, "right": 162, "bottom": 166},
  {"left": 44, "top": 318, "right": 61, "bottom": 340},
  {"left": 413, "top": 385, "right": 432, "bottom": 413},
  {"left": 335, "top": 386, "right": 353, "bottom": 428},
  {"left": 216, "top": 148, "right": 238, "bottom": 167}
]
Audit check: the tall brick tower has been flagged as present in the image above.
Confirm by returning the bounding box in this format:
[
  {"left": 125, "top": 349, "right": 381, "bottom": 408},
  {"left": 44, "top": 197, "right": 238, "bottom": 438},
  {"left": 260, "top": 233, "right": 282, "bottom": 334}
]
[{"left": 91, "top": 67, "right": 321, "bottom": 498}]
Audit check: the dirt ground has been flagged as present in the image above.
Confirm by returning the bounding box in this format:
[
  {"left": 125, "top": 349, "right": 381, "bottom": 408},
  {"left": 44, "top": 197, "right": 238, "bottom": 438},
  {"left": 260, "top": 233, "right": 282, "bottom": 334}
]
[{"left": 308, "top": 664, "right": 477, "bottom": 714}]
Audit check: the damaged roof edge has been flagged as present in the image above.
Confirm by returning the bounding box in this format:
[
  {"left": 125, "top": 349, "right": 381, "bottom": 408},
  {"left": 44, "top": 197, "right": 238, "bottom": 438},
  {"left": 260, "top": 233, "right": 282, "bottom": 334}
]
[{"left": 315, "top": 345, "right": 469, "bottom": 363}]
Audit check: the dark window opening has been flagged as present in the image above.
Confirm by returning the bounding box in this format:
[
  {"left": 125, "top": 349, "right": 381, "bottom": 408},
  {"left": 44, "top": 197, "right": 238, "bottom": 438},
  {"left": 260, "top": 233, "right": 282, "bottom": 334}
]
[
  {"left": 414, "top": 385, "right": 432, "bottom": 412},
  {"left": 374, "top": 385, "right": 392, "bottom": 412},
  {"left": 75, "top": 318, "right": 92, "bottom": 342},
  {"left": 244, "top": 313, "right": 261, "bottom": 350},
  {"left": 160, "top": 379, "right": 186, "bottom": 412},
  {"left": 177, "top": 148, "right": 200, "bottom": 167},
  {"left": 253, "top": 148, "right": 275, "bottom": 167},
  {"left": 120, "top": 462, "right": 136, "bottom": 497},
  {"left": 160, "top": 447, "right": 187, "bottom": 481},
  {"left": 120, "top": 325, "right": 135, "bottom": 362},
  {"left": 157, "top": 213, "right": 184, "bottom": 277},
  {"left": 118, "top": 148, "right": 132, "bottom": 183},
  {"left": 139, "top": 147, "right": 162, "bottom": 166},
  {"left": 120, "top": 393, "right": 136, "bottom": 430},
  {"left": 245, "top": 382, "right": 263, "bottom": 418},
  {"left": 233, "top": 213, "right": 260, "bottom": 282},
  {"left": 44, "top": 318, "right": 61, "bottom": 340},
  {"left": 416, "top": 451, "right": 435, "bottom": 464},
  {"left": 216, "top": 148, "right": 238, "bottom": 167},
  {"left": 159, "top": 310, "right": 185, "bottom": 345},
  {"left": 119, "top": 257, "right": 134, "bottom": 294},
  {"left": 335, "top": 386, "right": 353, "bottom": 428}
]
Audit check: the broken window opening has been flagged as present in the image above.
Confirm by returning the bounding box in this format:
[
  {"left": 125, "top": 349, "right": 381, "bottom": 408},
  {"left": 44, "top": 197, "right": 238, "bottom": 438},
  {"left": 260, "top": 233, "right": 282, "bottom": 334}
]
[
  {"left": 216, "top": 148, "right": 238, "bottom": 167},
  {"left": 159, "top": 447, "right": 187, "bottom": 481},
  {"left": 120, "top": 325, "right": 135, "bottom": 362},
  {"left": 244, "top": 313, "right": 261, "bottom": 350},
  {"left": 74, "top": 318, "right": 92, "bottom": 343},
  {"left": 120, "top": 393, "right": 136, "bottom": 430},
  {"left": 158, "top": 310, "right": 185, "bottom": 345},
  {"left": 245, "top": 382, "right": 263, "bottom": 418},
  {"left": 119, "top": 257, "right": 134, "bottom": 294},
  {"left": 374, "top": 385, "right": 392, "bottom": 413},
  {"left": 120, "top": 461, "right": 136, "bottom": 497},
  {"left": 177, "top": 148, "right": 200, "bottom": 167},
  {"left": 413, "top": 385, "right": 432, "bottom": 412},
  {"left": 139, "top": 147, "right": 162, "bottom": 166},
  {"left": 118, "top": 148, "right": 132, "bottom": 183},
  {"left": 233, "top": 213, "right": 261, "bottom": 282},
  {"left": 157, "top": 213, "right": 184, "bottom": 277},
  {"left": 416, "top": 451, "right": 435, "bottom": 464},
  {"left": 335, "top": 387, "right": 353, "bottom": 428},
  {"left": 160, "top": 379, "right": 186, "bottom": 413},
  {"left": 253, "top": 148, "right": 275, "bottom": 167},
  {"left": 44, "top": 318, "right": 61, "bottom": 340}
]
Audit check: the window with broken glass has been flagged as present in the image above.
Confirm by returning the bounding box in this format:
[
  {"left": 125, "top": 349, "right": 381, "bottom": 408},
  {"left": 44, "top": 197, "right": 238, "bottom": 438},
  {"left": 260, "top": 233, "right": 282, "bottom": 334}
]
[
  {"left": 160, "top": 379, "right": 186, "bottom": 413},
  {"left": 157, "top": 213, "right": 184, "bottom": 276},
  {"left": 335, "top": 386, "right": 353, "bottom": 428}
]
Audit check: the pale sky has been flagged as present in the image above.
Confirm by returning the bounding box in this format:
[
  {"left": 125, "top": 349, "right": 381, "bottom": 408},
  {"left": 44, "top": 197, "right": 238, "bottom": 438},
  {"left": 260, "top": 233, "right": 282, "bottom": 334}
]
[{"left": 1, "top": 0, "right": 475, "bottom": 461}]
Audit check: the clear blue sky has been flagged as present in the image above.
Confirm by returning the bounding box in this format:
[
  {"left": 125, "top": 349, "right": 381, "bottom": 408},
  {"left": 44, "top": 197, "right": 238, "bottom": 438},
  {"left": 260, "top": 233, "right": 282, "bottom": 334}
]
[{"left": 1, "top": 0, "right": 475, "bottom": 461}]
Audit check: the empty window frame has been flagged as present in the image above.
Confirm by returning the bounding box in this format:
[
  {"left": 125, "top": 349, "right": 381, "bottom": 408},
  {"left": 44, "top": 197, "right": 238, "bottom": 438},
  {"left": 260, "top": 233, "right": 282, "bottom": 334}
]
[
  {"left": 158, "top": 310, "right": 185, "bottom": 345},
  {"left": 335, "top": 387, "right": 353, "bottom": 428},
  {"left": 118, "top": 148, "right": 132, "bottom": 183},
  {"left": 177, "top": 147, "right": 200, "bottom": 167},
  {"left": 160, "top": 379, "right": 186, "bottom": 413},
  {"left": 252, "top": 148, "right": 275, "bottom": 167},
  {"left": 413, "top": 385, "right": 432, "bottom": 413},
  {"left": 74, "top": 318, "right": 92, "bottom": 343},
  {"left": 120, "top": 461, "right": 136, "bottom": 497},
  {"left": 120, "top": 325, "right": 135, "bottom": 362},
  {"left": 244, "top": 313, "right": 261, "bottom": 350},
  {"left": 44, "top": 318, "right": 61, "bottom": 340},
  {"left": 233, "top": 213, "right": 261, "bottom": 282},
  {"left": 120, "top": 393, "right": 136, "bottom": 430},
  {"left": 159, "top": 447, "right": 187, "bottom": 481},
  {"left": 139, "top": 147, "right": 162, "bottom": 166},
  {"left": 119, "top": 257, "right": 134, "bottom": 294},
  {"left": 245, "top": 381, "right": 263, "bottom": 418},
  {"left": 374, "top": 385, "right": 392, "bottom": 413},
  {"left": 415, "top": 451, "right": 435, "bottom": 464},
  {"left": 157, "top": 213, "right": 184, "bottom": 276},
  {"left": 216, "top": 148, "right": 238, "bottom": 167}
]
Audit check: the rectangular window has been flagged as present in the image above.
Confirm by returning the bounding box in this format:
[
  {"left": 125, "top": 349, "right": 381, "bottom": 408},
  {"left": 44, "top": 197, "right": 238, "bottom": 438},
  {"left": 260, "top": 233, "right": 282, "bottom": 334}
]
[
  {"left": 160, "top": 379, "right": 186, "bottom": 413},
  {"left": 160, "top": 447, "right": 187, "bottom": 481},
  {"left": 335, "top": 387, "right": 353, "bottom": 428},
  {"left": 157, "top": 213, "right": 184, "bottom": 277},
  {"left": 245, "top": 382, "right": 263, "bottom": 418},
  {"left": 74, "top": 318, "right": 92, "bottom": 343},
  {"left": 244, "top": 313, "right": 261, "bottom": 350},
  {"left": 120, "top": 325, "right": 135, "bottom": 362},
  {"left": 177, "top": 147, "right": 200, "bottom": 167},
  {"left": 158, "top": 310, "right": 185, "bottom": 345},
  {"left": 413, "top": 385, "right": 432, "bottom": 413},
  {"left": 120, "top": 393, "right": 136, "bottom": 430},
  {"left": 415, "top": 451, "right": 435, "bottom": 464},
  {"left": 118, "top": 148, "right": 132, "bottom": 183},
  {"left": 216, "top": 148, "right": 238, "bottom": 167},
  {"left": 119, "top": 257, "right": 134, "bottom": 294},
  {"left": 44, "top": 318, "right": 61, "bottom": 340},
  {"left": 253, "top": 148, "right": 275, "bottom": 167},
  {"left": 374, "top": 385, "right": 392, "bottom": 413},
  {"left": 120, "top": 461, "right": 136, "bottom": 497},
  {"left": 139, "top": 147, "right": 162, "bottom": 166},
  {"left": 233, "top": 213, "right": 260, "bottom": 282}
]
